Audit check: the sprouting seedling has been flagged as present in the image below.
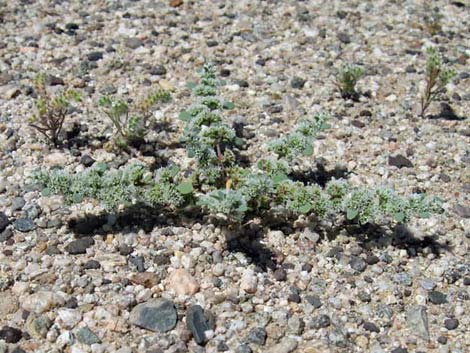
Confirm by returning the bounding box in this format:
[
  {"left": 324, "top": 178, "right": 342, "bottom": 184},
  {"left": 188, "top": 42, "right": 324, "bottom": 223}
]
[
  {"left": 335, "top": 64, "right": 364, "bottom": 100},
  {"left": 98, "top": 89, "right": 171, "bottom": 148},
  {"left": 29, "top": 73, "right": 81, "bottom": 147},
  {"left": 419, "top": 47, "right": 456, "bottom": 117}
]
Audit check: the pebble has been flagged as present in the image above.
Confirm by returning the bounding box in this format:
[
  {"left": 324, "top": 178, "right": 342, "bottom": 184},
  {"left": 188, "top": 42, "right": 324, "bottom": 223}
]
[
  {"left": 273, "top": 268, "right": 287, "bottom": 281},
  {"left": 22, "top": 291, "right": 65, "bottom": 314},
  {"left": 444, "top": 318, "right": 459, "bottom": 330},
  {"left": 186, "top": 305, "right": 212, "bottom": 345},
  {"left": 388, "top": 155, "right": 413, "bottom": 168},
  {"left": 406, "top": 306, "right": 429, "bottom": 340},
  {"left": 75, "top": 327, "right": 101, "bottom": 345},
  {"left": 65, "top": 237, "right": 95, "bottom": 254},
  {"left": 80, "top": 155, "right": 95, "bottom": 167},
  {"left": 0, "top": 212, "right": 9, "bottom": 232},
  {"left": 25, "top": 314, "right": 52, "bottom": 339},
  {"left": 0, "top": 326, "right": 22, "bottom": 343},
  {"left": 56, "top": 308, "right": 82, "bottom": 329},
  {"left": 10, "top": 197, "right": 25, "bottom": 211},
  {"left": 167, "top": 269, "right": 200, "bottom": 296},
  {"left": 364, "top": 321, "right": 380, "bottom": 333},
  {"left": 247, "top": 327, "right": 267, "bottom": 345},
  {"left": 428, "top": 291, "right": 447, "bottom": 305},
  {"left": 454, "top": 204, "right": 470, "bottom": 218},
  {"left": 14, "top": 218, "right": 36, "bottom": 232},
  {"left": 240, "top": 270, "right": 258, "bottom": 293},
  {"left": 305, "top": 294, "right": 322, "bottom": 308},
  {"left": 349, "top": 256, "right": 367, "bottom": 272},
  {"left": 87, "top": 51, "right": 103, "bottom": 61},
  {"left": 129, "top": 298, "right": 177, "bottom": 332},
  {"left": 290, "top": 77, "right": 306, "bottom": 89},
  {"left": 269, "top": 337, "right": 298, "bottom": 353}
]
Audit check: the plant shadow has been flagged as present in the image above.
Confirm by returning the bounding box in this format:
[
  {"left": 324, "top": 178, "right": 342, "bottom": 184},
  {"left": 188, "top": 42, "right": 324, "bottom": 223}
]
[{"left": 428, "top": 103, "right": 466, "bottom": 121}]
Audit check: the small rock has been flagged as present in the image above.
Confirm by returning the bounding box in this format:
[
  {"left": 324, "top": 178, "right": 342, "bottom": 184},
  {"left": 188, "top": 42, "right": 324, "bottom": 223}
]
[
  {"left": 305, "top": 294, "right": 322, "bottom": 308},
  {"left": 444, "top": 318, "right": 459, "bottom": 330},
  {"left": 75, "top": 327, "right": 101, "bottom": 345},
  {"left": 337, "top": 32, "right": 351, "bottom": 44},
  {"left": 186, "top": 305, "right": 212, "bottom": 345},
  {"left": 150, "top": 65, "right": 167, "bottom": 75},
  {"left": 0, "top": 292, "right": 18, "bottom": 316},
  {"left": 269, "top": 337, "right": 298, "bottom": 353},
  {"left": 0, "top": 212, "right": 9, "bottom": 232},
  {"left": 46, "top": 75, "right": 64, "bottom": 86},
  {"left": 240, "top": 270, "right": 258, "bottom": 294},
  {"left": 406, "top": 306, "right": 429, "bottom": 340},
  {"left": 391, "top": 348, "right": 408, "bottom": 353},
  {"left": 363, "top": 322, "right": 380, "bottom": 333},
  {"left": 290, "top": 77, "right": 306, "bottom": 89},
  {"left": 389, "top": 154, "right": 413, "bottom": 168},
  {"left": 1, "top": 85, "right": 21, "bottom": 99},
  {"left": 65, "top": 237, "right": 95, "bottom": 254},
  {"left": 22, "top": 291, "right": 65, "bottom": 314},
  {"left": 419, "top": 279, "right": 436, "bottom": 291},
  {"left": 273, "top": 268, "right": 287, "bottom": 281},
  {"left": 125, "top": 37, "right": 143, "bottom": 49},
  {"left": 428, "top": 291, "right": 447, "bottom": 305},
  {"left": 0, "top": 326, "right": 22, "bottom": 343},
  {"left": 118, "top": 244, "right": 133, "bottom": 256},
  {"left": 83, "top": 260, "right": 101, "bottom": 270},
  {"left": 437, "top": 335, "right": 447, "bottom": 344},
  {"left": 0, "top": 229, "right": 13, "bottom": 243},
  {"left": 129, "top": 298, "right": 177, "bottom": 332},
  {"left": 454, "top": 204, "right": 470, "bottom": 218},
  {"left": 365, "top": 255, "right": 379, "bottom": 265},
  {"left": 14, "top": 218, "right": 36, "bottom": 232},
  {"left": 236, "top": 344, "right": 252, "bottom": 353},
  {"left": 169, "top": 0, "right": 183, "bottom": 7},
  {"left": 56, "top": 308, "right": 82, "bottom": 329},
  {"left": 349, "top": 256, "right": 367, "bottom": 272},
  {"left": 328, "top": 327, "right": 349, "bottom": 347},
  {"left": 207, "top": 40, "right": 218, "bottom": 47},
  {"left": 10, "top": 197, "right": 25, "bottom": 212},
  {"left": 393, "top": 272, "right": 412, "bottom": 286},
  {"left": 130, "top": 272, "right": 159, "bottom": 288},
  {"left": 129, "top": 255, "right": 145, "bottom": 272},
  {"left": 310, "top": 314, "right": 331, "bottom": 329},
  {"left": 64, "top": 297, "right": 78, "bottom": 309},
  {"left": 351, "top": 120, "right": 365, "bottom": 128},
  {"left": 44, "top": 152, "right": 68, "bottom": 166},
  {"left": 87, "top": 51, "right": 103, "bottom": 61},
  {"left": 25, "top": 314, "right": 52, "bottom": 339},
  {"left": 80, "top": 155, "right": 95, "bottom": 167},
  {"left": 247, "top": 327, "right": 267, "bottom": 345},
  {"left": 167, "top": 269, "right": 199, "bottom": 296}
]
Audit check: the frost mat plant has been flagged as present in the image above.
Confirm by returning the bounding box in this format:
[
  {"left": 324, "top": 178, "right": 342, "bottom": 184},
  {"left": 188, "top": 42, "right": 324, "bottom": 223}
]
[{"left": 34, "top": 64, "right": 443, "bottom": 228}]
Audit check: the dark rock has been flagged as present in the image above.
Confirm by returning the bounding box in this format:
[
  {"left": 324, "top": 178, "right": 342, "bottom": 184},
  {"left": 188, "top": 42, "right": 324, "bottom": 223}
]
[
  {"left": 65, "top": 237, "right": 95, "bottom": 254},
  {"left": 290, "top": 76, "right": 306, "bottom": 89},
  {"left": 405, "top": 65, "right": 416, "bottom": 73},
  {"left": 87, "top": 51, "right": 103, "bottom": 61},
  {"left": 365, "top": 255, "right": 379, "bottom": 265},
  {"left": 11, "top": 348, "right": 26, "bottom": 353},
  {"left": 454, "top": 204, "right": 470, "bottom": 218},
  {"left": 186, "top": 305, "right": 212, "bottom": 345},
  {"left": 255, "top": 58, "right": 266, "bottom": 66},
  {"left": 14, "top": 218, "right": 36, "bottom": 232},
  {"left": 288, "top": 293, "right": 301, "bottom": 303},
  {"left": 326, "top": 246, "right": 343, "bottom": 259},
  {"left": 444, "top": 269, "right": 461, "bottom": 284},
  {"left": 351, "top": 120, "right": 365, "bottom": 128},
  {"left": 234, "top": 79, "right": 249, "bottom": 88},
  {"left": 150, "top": 65, "right": 167, "bottom": 75},
  {"left": 0, "top": 212, "right": 9, "bottom": 232},
  {"left": 220, "top": 69, "right": 230, "bottom": 77},
  {"left": 129, "top": 298, "right": 177, "bottom": 333},
  {"left": 305, "top": 294, "right": 322, "bottom": 308},
  {"left": 393, "top": 272, "right": 412, "bottom": 286},
  {"left": 247, "top": 327, "right": 267, "bottom": 345},
  {"left": 360, "top": 110, "right": 372, "bottom": 117},
  {"left": 46, "top": 75, "right": 64, "bottom": 86},
  {"left": 301, "top": 263, "right": 313, "bottom": 272},
  {"left": 267, "top": 104, "right": 283, "bottom": 114},
  {"left": 437, "top": 336, "right": 447, "bottom": 344},
  {"left": 80, "top": 155, "right": 95, "bottom": 167},
  {"left": 206, "top": 40, "right": 218, "bottom": 47},
  {"left": 439, "top": 173, "right": 451, "bottom": 182},
  {"left": 273, "top": 268, "right": 287, "bottom": 281},
  {"left": 76, "top": 327, "right": 101, "bottom": 345},
  {"left": 391, "top": 348, "right": 408, "bottom": 353},
  {"left": 444, "top": 318, "right": 459, "bottom": 330},
  {"left": 328, "top": 327, "right": 349, "bottom": 347},
  {"left": 45, "top": 245, "right": 61, "bottom": 255},
  {"left": 118, "top": 244, "right": 133, "bottom": 256},
  {"left": 389, "top": 154, "right": 413, "bottom": 168},
  {"left": 0, "top": 326, "right": 23, "bottom": 343},
  {"left": 428, "top": 291, "right": 447, "bottom": 305},
  {"left": 464, "top": 277, "right": 470, "bottom": 285},
  {"left": 83, "top": 260, "right": 101, "bottom": 270},
  {"left": 310, "top": 314, "right": 331, "bottom": 329},
  {"left": 358, "top": 290, "right": 371, "bottom": 303},
  {"left": 349, "top": 256, "right": 367, "bottom": 272},
  {"left": 363, "top": 322, "right": 380, "bottom": 333},
  {"left": 65, "top": 297, "right": 78, "bottom": 309},
  {"left": 65, "top": 23, "right": 79, "bottom": 32},
  {"left": 337, "top": 32, "right": 351, "bottom": 44},
  {"left": 0, "top": 228, "right": 13, "bottom": 242}
]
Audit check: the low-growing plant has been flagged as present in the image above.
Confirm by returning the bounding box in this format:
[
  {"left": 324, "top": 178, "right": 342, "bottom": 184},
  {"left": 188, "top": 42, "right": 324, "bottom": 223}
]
[
  {"left": 29, "top": 73, "right": 81, "bottom": 146},
  {"left": 34, "top": 64, "right": 443, "bottom": 227},
  {"left": 336, "top": 64, "right": 364, "bottom": 100},
  {"left": 419, "top": 47, "right": 456, "bottom": 117},
  {"left": 98, "top": 88, "right": 171, "bottom": 148}
]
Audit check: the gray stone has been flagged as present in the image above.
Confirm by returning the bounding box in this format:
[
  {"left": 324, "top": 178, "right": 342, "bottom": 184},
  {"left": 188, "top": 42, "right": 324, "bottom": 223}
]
[
  {"left": 305, "top": 294, "right": 322, "bottom": 308},
  {"left": 290, "top": 77, "right": 306, "bottom": 89},
  {"left": 186, "top": 305, "right": 211, "bottom": 345},
  {"left": 25, "top": 315, "right": 52, "bottom": 339},
  {"left": 87, "top": 51, "right": 103, "bottom": 61},
  {"left": 0, "top": 229, "right": 13, "bottom": 243},
  {"left": 0, "top": 326, "right": 22, "bottom": 343},
  {"left": 428, "top": 291, "right": 447, "bottom": 305},
  {"left": 309, "top": 314, "right": 331, "bottom": 329},
  {"left": 349, "top": 256, "right": 367, "bottom": 272},
  {"left": 389, "top": 154, "right": 413, "bottom": 168},
  {"left": 406, "top": 306, "right": 429, "bottom": 340},
  {"left": 247, "top": 327, "right": 267, "bottom": 345},
  {"left": 454, "top": 204, "right": 470, "bottom": 218},
  {"left": 129, "top": 298, "right": 177, "bottom": 333},
  {"left": 393, "top": 272, "right": 412, "bottom": 286},
  {"left": 444, "top": 318, "right": 459, "bottom": 330},
  {"left": 10, "top": 197, "right": 25, "bottom": 212},
  {"left": 419, "top": 278, "right": 436, "bottom": 291},
  {"left": 125, "top": 37, "right": 143, "bottom": 49},
  {"left": 363, "top": 322, "right": 380, "bottom": 333},
  {"left": 14, "top": 218, "right": 36, "bottom": 232},
  {"left": 65, "top": 237, "right": 95, "bottom": 254},
  {"left": 328, "top": 327, "right": 349, "bottom": 347},
  {"left": 75, "top": 327, "right": 101, "bottom": 345},
  {"left": 0, "top": 212, "right": 9, "bottom": 232}
]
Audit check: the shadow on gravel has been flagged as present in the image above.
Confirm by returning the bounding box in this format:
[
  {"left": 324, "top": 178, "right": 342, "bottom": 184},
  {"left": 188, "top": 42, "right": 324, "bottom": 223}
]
[
  {"left": 340, "top": 222, "right": 452, "bottom": 257},
  {"left": 428, "top": 103, "right": 467, "bottom": 121}
]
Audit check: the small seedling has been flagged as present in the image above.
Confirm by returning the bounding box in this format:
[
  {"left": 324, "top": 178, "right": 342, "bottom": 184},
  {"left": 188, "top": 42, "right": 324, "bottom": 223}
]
[
  {"left": 29, "top": 73, "right": 81, "bottom": 146},
  {"left": 419, "top": 47, "right": 456, "bottom": 117},
  {"left": 336, "top": 64, "right": 364, "bottom": 100},
  {"left": 98, "top": 89, "right": 171, "bottom": 148}
]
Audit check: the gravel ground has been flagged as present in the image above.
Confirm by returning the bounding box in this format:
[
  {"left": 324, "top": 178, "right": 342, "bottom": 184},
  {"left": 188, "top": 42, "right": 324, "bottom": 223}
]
[{"left": 0, "top": 1, "right": 469, "bottom": 353}]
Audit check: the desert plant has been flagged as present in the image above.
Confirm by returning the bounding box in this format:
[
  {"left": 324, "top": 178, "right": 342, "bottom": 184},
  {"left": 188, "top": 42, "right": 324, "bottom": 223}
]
[
  {"left": 98, "top": 89, "right": 171, "bottom": 148},
  {"left": 34, "top": 65, "right": 443, "bottom": 226},
  {"left": 29, "top": 73, "right": 81, "bottom": 146},
  {"left": 336, "top": 64, "right": 364, "bottom": 99},
  {"left": 419, "top": 47, "right": 456, "bottom": 117}
]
